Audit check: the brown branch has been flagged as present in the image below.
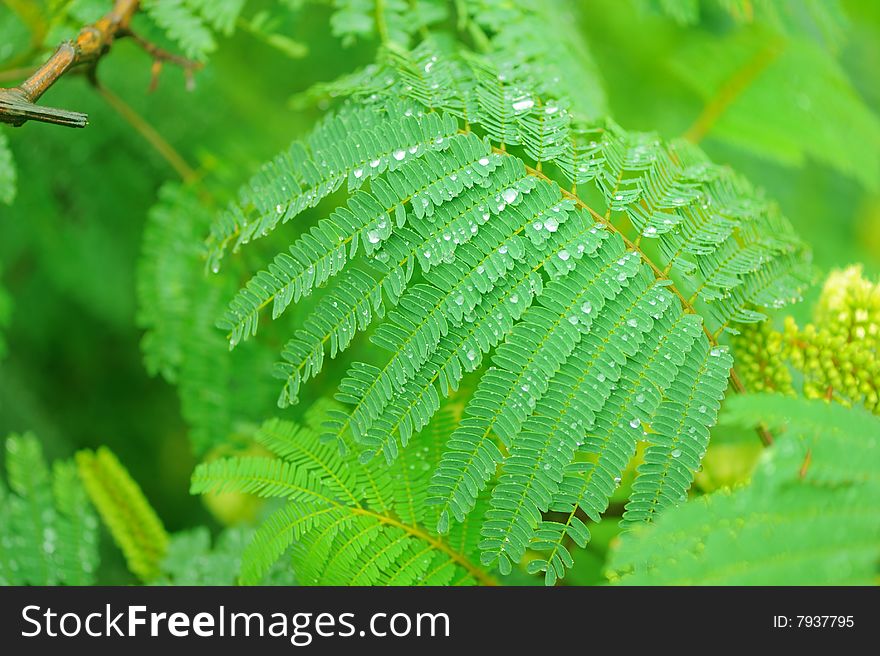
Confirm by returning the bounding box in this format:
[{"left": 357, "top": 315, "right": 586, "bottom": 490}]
[
  {"left": 0, "top": 0, "right": 202, "bottom": 128},
  {"left": 117, "top": 28, "right": 203, "bottom": 92},
  {"left": 0, "top": 0, "right": 141, "bottom": 127}
]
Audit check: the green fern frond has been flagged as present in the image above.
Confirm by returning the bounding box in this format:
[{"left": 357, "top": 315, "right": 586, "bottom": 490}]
[
  {"left": 138, "top": 185, "right": 209, "bottom": 383},
  {"left": 137, "top": 183, "right": 282, "bottom": 454},
  {"left": 191, "top": 402, "right": 495, "bottom": 585},
  {"left": 186, "top": 0, "right": 246, "bottom": 35},
  {"left": 0, "top": 129, "right": 15, "bottom": 205},
  {"left": 330, "top": 0, "right": 449, "bottom": 47},
  {"left": 155, "top": 525, "right": 297, "bottom": 585},
  {"left": 141, "top": 0, "right": 218, "bottom": 61},
  {"left": 609, "top": 395, "right": 880, "bottom": 585},
  {"left": 76, "top": 447, "right": 170, "bottom": 583},
  {"left": 218, "top": 128, "right": 489, "bottom": 345},
  {"left": 0, "top": 433, "right": 99, "bottom": 585},
  {"left": 207, "top": 103, "right": 459, "bottom": 270},
  {"left": 207, "top": 44, "right": 810, "bottom": 583}
]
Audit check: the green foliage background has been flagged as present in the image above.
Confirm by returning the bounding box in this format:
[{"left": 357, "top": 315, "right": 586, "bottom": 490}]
[{"left": 0, "top": 0, "right": 878, "bottom": 585}]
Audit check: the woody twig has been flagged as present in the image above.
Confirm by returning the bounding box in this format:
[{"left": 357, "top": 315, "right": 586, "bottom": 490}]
[{"left": 0, "top": 0, "right": 201, "bottom": 129}]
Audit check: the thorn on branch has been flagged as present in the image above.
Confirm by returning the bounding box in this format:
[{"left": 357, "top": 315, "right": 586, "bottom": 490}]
[{"left": 118, "top": 28, "right": 203, "bottom": 93}]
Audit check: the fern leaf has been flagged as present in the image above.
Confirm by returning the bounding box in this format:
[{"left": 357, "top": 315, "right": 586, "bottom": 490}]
[
  {"left": 76, "top": 447, "right": 169, "bottom": 583},
  {"left": 141, "top": 0, "right": 217, "bottom": 61},
  {"left": 0, "top": 433, "right": 98, "bottom": 585},
  {"left": 239, "top": 502, "right": 336, "bottom": 585},
  {"left": 52, "top": 460, "right": 100, "bottom": 585},
  {"left": 192, "top": 405, "right": 495, "bottom": 585},
  {"left": 137, "top": 184, "right": 282, "bottom": 454},
  {"left": 430, "top": 236, "right": 646, "bottom": 530},
  {"left": 253, "top": 417, "right": 362, "bottom": 506},
  {"left": 329, "top": 0, "right": 449, "bottom": 47},
  {"left": 186, "top": 0, "right": 246, "bottom": 35},
  {"left": 213, "top": 45, "right": 810, "bottom": 583},
  {"left": 459, "top": 0, "right": 608, "bottom": 117},
  {"left": 274, "top": 153, "right": 534, "bottom": 407},
  {"left": 621, "top": 340, "right": 734, "bottom": 527},
  {"left": 207, "top": 105, "right": 459, "bottom": 268},
  {"left": 219, "top": 131, "right": 493, "bottom": 345},
  {"left": 159, "top": 526, "right": 244, "bottom": 585},
  {"left": 2, "top": 434, "right": 54, "bottom": 583},
  {"left": 482, "top": 293, "right": 700, "bottom": 572},
  {"left": 137, "top": 185, "right": 209, "bottom": 383},
  {"left": 275, "top": 267, "right": 385, "bottom": 407},
  {"left": 610, "top": 395, "right": 880, "bottom": 584}
]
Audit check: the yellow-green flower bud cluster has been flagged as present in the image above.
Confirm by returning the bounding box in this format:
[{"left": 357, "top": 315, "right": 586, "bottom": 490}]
[
  {"left": 814, "top": 265, "right": 880, "bottom": 350},
  {"left": 733, "top": 321, "right": 795, "bottom": 395},
  {"left": 734, "top": 266, "right": 879, "bottom": 414},
  {"left": 786, "top": 266, "right": 879, "bottom": 412}
]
